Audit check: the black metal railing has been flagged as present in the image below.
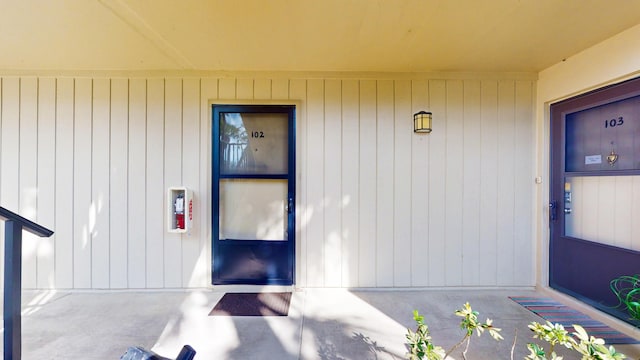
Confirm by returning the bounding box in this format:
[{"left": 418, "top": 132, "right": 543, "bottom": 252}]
[{"left": 0, "top": 206, "right": 54, "bottom": 360}]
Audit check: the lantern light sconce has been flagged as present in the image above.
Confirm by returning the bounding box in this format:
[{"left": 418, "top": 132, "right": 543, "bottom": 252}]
[{"left": 413, "top": 111, "right": 432, "bottom": 133}]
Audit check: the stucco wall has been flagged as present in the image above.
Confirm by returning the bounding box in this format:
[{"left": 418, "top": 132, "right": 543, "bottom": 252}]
[
  {"left": 0, "top": 74, "right": 537, "bottom": 289},
  {"left": 536, "top": 24, "right": 640, "bottom": 287}
]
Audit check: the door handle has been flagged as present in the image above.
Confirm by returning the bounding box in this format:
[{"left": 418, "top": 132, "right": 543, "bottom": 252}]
[{"left": 286, "top": 198, "right": 294, "bottom": 214}]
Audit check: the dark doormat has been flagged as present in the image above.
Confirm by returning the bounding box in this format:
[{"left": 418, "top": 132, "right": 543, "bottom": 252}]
[{"left": 209, "top": 292, "right": 292, "bottom": 316}]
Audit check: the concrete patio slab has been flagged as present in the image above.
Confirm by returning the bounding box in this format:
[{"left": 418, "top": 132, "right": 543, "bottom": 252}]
[{"left": 7, "top": 288, "right": 640, "bottom": 359}]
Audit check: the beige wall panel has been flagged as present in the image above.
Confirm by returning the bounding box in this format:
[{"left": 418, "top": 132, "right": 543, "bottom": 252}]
[
  {"left": 19, "top": 77, "right": 39, "bottom": 288},
  {"left": 323, "top": 79, "right": 342, "bottom": 287},
  {"left": 376, "top": 80, "right": 394, "bottom": 287},
  {"left": 444, "top": 80, "right": 464, "bottom": 286},
  {"left": 92, "top": 78, "right": 111, "bottom": 288},
  {"left": 567, "top": 177, "right": 582, "bottom": 240},
  {"left": 566, "top": 176, "right": 640, "bottom": 251},
  {"left": 358, "top": 80, "right": 377, "bottom": 287},
  {"left": 410, "top": 80, "right": 429, "bottom": 286},
  {"left": 164, "top": 78, "right": 183, "bottom": 288},
  {"left": 478, "top": 81, "right": 499, "bottom": 285},
  {"left": 110, "top": 78, "right": 129, "bottom": 288},
  {"left": 128, "top": 79, "right": 147, "bottom": 288},
  {"left": 461, "top": 80, "right": 482, "bottom": 286},
  {"left": 305, "top": 79, "right": 325, "bottom": 287},
  {"left": 597, "top": 177, "right": 616, "bottom": 245},
  {"left": 614, "top": 176, "right": 633, "bottom": 249},
  {"left": 496, "top": 81, "right": 516, "bottom": 286},
  {"left": 73, "top": 78, "right": 93, "bottom": 288},
  {"left": 582, "top": 177, "right": 599, "bottom": 241},
  {"left": 0, "top": 78, "right": 3, "bottom": 289},
  {"left": 198, "top": 78, "right": 218, "bottom": 287},
  {"left": 289, "top": 79, "right": 307, "bottom": 286},
  {"left": 146, "top": 78, "right": 165, "bottom": 288},
  {"left": 272, "top": 78, "right": 289, "bottom": 100},
  {"left": 0, "top": 73, "right": 539, "bottom": 290},
  {"left": 218, "top": 78, "right": 236, "bottom": 100},
  {"left": 513, "top": 81, "right": 535, "bottom": 286},
  {"left": 54, "top": 78, "right": 75, "bottom": 288},
  {"left": 236, "top": 78, "right": 253, "bottom": 100},
  {"left": 393, "top": 80, "right": 412, "bottom": 286},
  {"left": 427, "top": 80, "right": 446, "bottom": 286},
  {"left": 182, "top": 78, "right": 201, "bottom": 287},
  {"left": 1, "top": 78, "right": 20, "bottom": 211},
  {"left": 633, "top": 178, "right": 640, "bottom": 251},
  {"left": 254, "top": 78, "right": 271, "bottom": 100},
  {"left": 36, "top": 77, "right": 56, "bottom": 288},
  {"left": 341, "top": 79, "right": 359, "bottom": 287}
]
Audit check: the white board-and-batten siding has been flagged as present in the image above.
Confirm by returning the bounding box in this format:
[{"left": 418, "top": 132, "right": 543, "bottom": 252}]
[{"left": 0, "top": 75, "right": 535, "bottom": 289}]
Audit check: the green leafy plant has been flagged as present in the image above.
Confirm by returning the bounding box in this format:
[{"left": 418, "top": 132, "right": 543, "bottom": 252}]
[
  {"left": 610, "top": 274, "right": 640, "bottom": 324},
  {"left": 405, "top": 303, "right": 628, "bottom": 360},
  {"left": 406, "top": 303, "right": 502, "bottom": 360},
  {"left": 405, "top": 310, "right": 446, "bottom": 360}
]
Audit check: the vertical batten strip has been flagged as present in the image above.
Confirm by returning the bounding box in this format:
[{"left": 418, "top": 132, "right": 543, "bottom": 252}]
[
  {"left": 146, "top": 78, "right": 165, "bottom": 288},
  {"left": 393, "top": 79, "right": 412, "bottom": 286},
  {"left": 54, "top": 78, "right": 74, "bottom": 288},
  {"left": 128, "top": 78, "right": 147, "bottom": 288},
  {"left": 427, "top": 79, "right": 446, "bottom": 286},
  {"left": 410, "top": 79, "right": 429, "bottom": 286},
  {"left": 323, "top": 79, "right": 342, "bottom": 287},
  {"left": 341, "top": 79, "right": 359, "bottom": 287},
  {"left": 110, "top": 78, "right": 129, "bottom": 288},
  {"left": 444, "top": 80, "right": 464, "bottom": 286},
  {"left": 358, "top": 80, "right": 376, "bottom": 287},
  {"left": 254, "top": 78, "right": 272, "bottom": 100},
  {"left": 496, "top": 80, "right": 516, "bottom": 286},
  {"left": 181, "top": 78, "right": 201, "bottom": 287},
  {"left": 198, "top": 77, "right": 217, "bottom": 287},
  {"left": 305, "top": 79, "right": 325, "bottom": 287},
  {"left": 514, "top": 80, "right": 535, "bottom": 285},
  {"left": 478, "top": 80, "right": 499, "bottom": 285},
  {"left": 73, "top": 78, "right": 93, "bottom": 288},
  {"left": 163, "top": 78, "right": 183, "bottom": 288},
  {"left": 19, "top": 77, "right": 39, "bottom": 289},
  {"left": 461, "top": 80, "right": 482, "bottom": 286},
  {"left": 92, "top": 78, "right": 111, "bottom": 288},
  {"left": 0, "top": 78, "right": 20, "bottom": 211},
  {"left": 218, "top": 78, "right": 236, "bottom": 100},
  {"left": 37, "top": 77, "right": 57, "bottom": 288},
  {"left": 376, "top": 80, "right": 394, "bottom": 287},
  {"left": 271, "top": 78, "right": 288, "bottom": 100},
  {"left": 288, "top": 79, "right": 306, "bottom": 286}
]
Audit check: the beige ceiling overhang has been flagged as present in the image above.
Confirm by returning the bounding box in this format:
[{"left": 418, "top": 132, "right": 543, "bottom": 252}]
[{"left": 1, "top": 0, "right": 640, "bottom": 73}]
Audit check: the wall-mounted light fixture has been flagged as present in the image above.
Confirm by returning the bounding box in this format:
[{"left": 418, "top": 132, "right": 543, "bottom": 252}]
[{"left": 413, "top": 111, "right": 432, "bottom": 133}]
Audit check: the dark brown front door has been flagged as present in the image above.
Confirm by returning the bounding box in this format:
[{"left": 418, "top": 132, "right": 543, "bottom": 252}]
[{"left": 549, "top": 77, "right": 640, "bottom": 323}]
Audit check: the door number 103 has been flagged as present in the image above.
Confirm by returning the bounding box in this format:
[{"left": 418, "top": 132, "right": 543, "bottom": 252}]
[
  {"left": 251, "top": 131, "right": 265, "bottom": 138},
  {"left": 604, "top": 117, "right": 624, "bottom": 128}
]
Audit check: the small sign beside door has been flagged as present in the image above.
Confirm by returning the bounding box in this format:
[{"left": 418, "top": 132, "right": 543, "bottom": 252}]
[{"left": 584, "top": 155, "right": 602, "bottom": 165}]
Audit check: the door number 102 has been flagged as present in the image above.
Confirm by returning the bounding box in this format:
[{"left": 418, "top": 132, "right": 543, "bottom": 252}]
[
  {"left": 604, "top": 117, "right": 624, "bottom": 128},
  {"left": 251, "top": 131, "right": 265, "bottom": 138}
]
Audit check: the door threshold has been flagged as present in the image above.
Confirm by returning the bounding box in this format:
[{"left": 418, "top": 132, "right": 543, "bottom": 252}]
[{"left": 210, "top": 284, "right": 296, "bottom": 293}]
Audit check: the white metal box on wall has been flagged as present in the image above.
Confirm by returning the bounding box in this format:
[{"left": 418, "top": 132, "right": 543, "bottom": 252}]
[{"left": 167, "top": 187, "right": 193, "bottom": 234}]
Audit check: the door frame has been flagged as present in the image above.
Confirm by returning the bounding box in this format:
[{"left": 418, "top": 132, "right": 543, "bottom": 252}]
[
  {"left": 549, "top": 76, "right": 640, "bottom": 321},
  {"left": 211, "top": 104, "right": 297, "bottom": 285}
]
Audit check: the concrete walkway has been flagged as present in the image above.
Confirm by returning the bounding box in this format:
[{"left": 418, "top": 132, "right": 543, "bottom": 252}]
[{"left": 13, "top": 288, "right": 640, "bottom": 359}]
